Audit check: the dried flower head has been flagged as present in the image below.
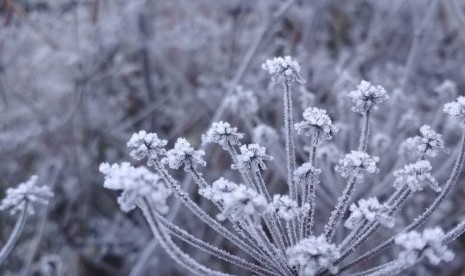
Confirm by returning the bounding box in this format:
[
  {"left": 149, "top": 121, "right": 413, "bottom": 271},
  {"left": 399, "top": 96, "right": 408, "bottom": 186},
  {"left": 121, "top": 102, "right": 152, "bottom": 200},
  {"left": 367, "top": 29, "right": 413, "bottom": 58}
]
[
  {"left": 294, "top": 162, "right": 321, "bottom": 184},
  {"left": 335, "top": 151, "right": 379, "bottom": 180},
  {"left": 164, "top": 138, "right": 206, "bottom": 171},
  {"left": 199, "top": 177, "right": 239, "bottom": 204},
  {"left": 444, "top": 96, "right": 465, "bottom": 125},
  {"left": 224, "top": 85, "right": 258, "bottom": 116},
  {"left": 402, "top": 125, "right": 447, "bottom": 159},
  {"left": 295, "top": 107, "right": 338, "bottom": 145},
  {"left": 348, "top": 80, "right": 388, "bottom": 114},
  {"left": 202, "top": 121, "right": 244, "bottom": 149},
  {"left": 269, "top": 194, "right": 309, "bottom": 221},
  {"left": 233, "top": 144, "right": 273, "bottom": 172},
  {"left": 127, "top": 131, "right": 167, "bottom": 161},
  {"left": 217, "top": 185, "right": 267, "bottom": 222},
  {"left": 393, "top": 160, "right": 440, "bottom": 192},
  {"left": 345, "top": 197, "right": 394, "bottom": 229},
  {"left": 261, "top": 56, "right": 305, "bottom": 84}
]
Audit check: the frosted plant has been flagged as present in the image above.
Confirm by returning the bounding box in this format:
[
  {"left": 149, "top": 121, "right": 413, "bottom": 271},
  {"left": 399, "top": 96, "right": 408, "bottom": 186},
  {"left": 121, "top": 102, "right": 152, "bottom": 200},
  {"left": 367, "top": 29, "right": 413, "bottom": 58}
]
[
  {"left": 224, "top": 85, "right": 258, "bottom": 116},
  {"left": 293, "top": 162, "right": 321, "bottom": 183},
  {"left": 234, "top": 143, "right": 273, "bottom": 172},
  {"left": 345, "top": 198, "right": 394, "bottom": 230},
  {"left": 393, "top": 160, "right": 440, "bottom": 192},
  {"left": 164, "top": 138, "right": 206, "bottom": 171},
  {"left": 295, "top": 107, "right": 338, "bottom": 145},
  {"left": 335, "top": 151, "right": 379, "bottom": 180},
  {"left": 261, "top": 56, "right": 305, "bottom": 84},
  {"left": 203, "top": 121, "right": 245, "bottom": 149},
  {"left": 269, "top": 194, "right": 309, "bottom": 221},
  {"left": 252, "top": 124, "right": 279, "bottom": 145},
  {"left": 402, "top": 125, "right": 447, "bottom": 159},
  {"left": 127, "top": 130, "right": 168, "bottom": 161},
  {"left": 217, "top": 184, "right": 267, "bottom": 222},
  {"left": 199, "top": 177, "right": 239, "bottom": 204},
  {"left": 287, "top": 235, "right": 340, "bottom": 275},
  {"left": 99, "top": 162, "right": 171, "bottom": 213},
  {"left": 348, "top": 80, "right": 389, "bottom": 114},
  {"left": 443, "top": 96, "right": 465, "bottom": 124}
]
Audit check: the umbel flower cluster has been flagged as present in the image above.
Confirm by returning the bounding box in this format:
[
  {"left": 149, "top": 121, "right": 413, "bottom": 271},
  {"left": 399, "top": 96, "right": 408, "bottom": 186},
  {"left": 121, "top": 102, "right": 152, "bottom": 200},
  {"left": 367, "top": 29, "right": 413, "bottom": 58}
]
[{"left": 99, "top": 57, "right": 465, "bottom": 276}]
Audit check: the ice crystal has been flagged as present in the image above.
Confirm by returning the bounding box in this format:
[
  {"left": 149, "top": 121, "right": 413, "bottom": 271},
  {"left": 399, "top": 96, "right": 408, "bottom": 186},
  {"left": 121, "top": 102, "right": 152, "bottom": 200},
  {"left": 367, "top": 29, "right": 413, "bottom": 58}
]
[
  {"left": 345, "top": 197, "right": 394, "bottom": 229},
  {"left": 287, "top": 235, "right": 340, "bottom": 275},
  {"left": 402, "top": 125, "right": 447, "bottom": 159},
  {"left": 393, "top": 160, "right": 440, "bottom": 192},
  {"left": 164, "top": 138, "right": 206, "bottom": 171},
  {"left": 295, "top": 107, "right": 338, "bottom": 145},
  {"left": 127, "top": 130, "right": 167, "bottom": 161},
  {"left": 0, "top": 176, "right": 54, "bottom": 215},
  {"left": 217, "top": 185, "right": 267, "bottom": 222},
  {"left": 99, "top": 163, "right": 171, "bottom": 213},
  {"left": 348, "top": 80, "right": 388, "bottom": 114},
  {"left": 233, "top": 144, "right": 273, "bottom": 172},
  {"left": 444, "top": 96, "right": 465, "bottom": 124},
  {"left": 202, "top": 121, "right": 244, "bottom": 149},
  {"left": 261, "top": 56, "right": 305, "bottom": 84},
  {"left": 335, "top": 151, "right": 379, "bottom": 180}
]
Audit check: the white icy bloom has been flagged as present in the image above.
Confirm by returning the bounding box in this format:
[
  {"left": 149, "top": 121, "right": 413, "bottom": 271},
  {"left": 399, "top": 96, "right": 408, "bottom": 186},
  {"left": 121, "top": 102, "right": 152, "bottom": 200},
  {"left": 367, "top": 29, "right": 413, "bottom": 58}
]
[
  {"left": 295, "top": 107, "right": 338, "bottom": 145},
  {"left": 202, "top": 121, "right": 244, "bottom": 149},
  {"left": 199, "top": 177, "right": 239, "bottom": 204},
  {"left": 402, "top": 125, "right": 447, "bottom": 159},
  {"left": 269, "top": 194, "right": 309, "bottom": 221},
  {"left": 224, "top": 85, "right": 258, "bottom": 116},
  {"left": 0, "top": 176, "right": 53, "bottom": 215},
  {"left": 99, "top": 162, "right": 171, "bottom": 213},
  {"left": 252, "top": 124, "right": 279, "bottom": 145},
  {"left": 294, "top": 162, "right": 321, "bottom": 183},
  {"left": 261, "top": 56, "right": 305, "bottom": 84},
  {"left": 345, "top": 197, "right": 394, "bottom": 229},
  {"left": 127, "top": 130, "right": 167, "bottom": 161},
  {"left": 217, "top": 185, "right": 267, "bottom": 222},
  {"left": 348, "top": 80, "right": 388, "bottom": 114},
  {"left": 287, "top": 235, "right": 340, "bottom": 275},
  {"left": 335, "top": 151, "right": 379, "bottom": 180},
  {"left": 444, "top": 96, "right": 465, "bottom": 124},
  {"left": 393, "top": 160, "right": 440, "bottom": 192},
  {"left": 163, "top": 138, "right": 206, "bottom": 171},
  {"left": 395, "top": 228, "right": 454, "bottom": 265},
  {"left": 234, "top": 144, "right": 273, "bottom": 172}
]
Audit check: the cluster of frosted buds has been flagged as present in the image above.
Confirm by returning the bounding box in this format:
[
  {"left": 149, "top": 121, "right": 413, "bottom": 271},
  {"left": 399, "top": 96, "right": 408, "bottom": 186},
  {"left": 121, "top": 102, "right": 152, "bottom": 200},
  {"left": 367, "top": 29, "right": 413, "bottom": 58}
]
[
  {"left": 127, "top": 130, "right": 167, "bottom": 162},
  {"left": 335, "top": 151, "right": 379, "bottom": 180},
  {"left": 295, "top": 107, "right": 338, "bottom": 145},
  {"left": 294, "top": 162, "right": 321, "bottom": 184},
  {"left": 199, "top": 177, "right": 239, "bottom": 204},
  {"left": 0, "top": 176, "right": 53, "bottom": 215},
  {"left": 252, "top": 124, "right": 279, "bottom": 145},
  {"left": 402, "top": 125, "right": 447, "bottom": 159},
  {"left": 163, "top": 138, "right": 206, "bottom": 171},
  {"left": 287, "top": 235, "right": 340, "bottom": 276},
  {"left": 261, "top": 56, "right": 305, "bottom": 84},
  {"left": 395, "top": 228, "right": 454, "bottom": 265},
  {"left": 216, "top": 185, "right": 267, "bottom": 222},
  {"left": 233, "top": 144, "right": 273, "bottom": 172},
  {"left": 345, "top": 197, "right": 394, "bottom": 229},
  {"left": 268, "top": 194, "right": 309, "bottom": 221},
  {"left": 444, "top": 96, "right": 465, "bottom": 125},
  {"left": 393, "top": 160, "right": 440, "bottom": 192},
  {"left": 202, "top": 121, "right": 244, "bottom": 149},
  {"left": 99, "top": 163, "right": 171, "bottom": 213},
  {"left": 348, "top": 80, "right": 388, "bottom": 114},
  {"left": 224, "top": 85, "right": 258, "bottom": 116}
]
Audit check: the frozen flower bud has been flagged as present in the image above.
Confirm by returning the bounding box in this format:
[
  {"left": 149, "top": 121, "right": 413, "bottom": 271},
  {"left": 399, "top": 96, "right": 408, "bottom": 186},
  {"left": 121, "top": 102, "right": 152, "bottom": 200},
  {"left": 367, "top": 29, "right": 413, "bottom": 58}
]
[
  {"left": 402, "top": 125, "right": 447, "bottom": 159},
  {"left": 395, "top": 228, "right": 454, "bottom": 265},
  {"left": 127, "top": 131, "right": 167, "bottom": 161},
  {"left": 224, "top": 86, "right": 258, "bottom": 116},
  {"left": 252, "top": 124, "right": 279, "bottom": 145},
  {"left": 295, "top": 107, "right": 338, "bottom": 145},
  {"left": 345, "top": 197, "right": 394, "bottom": 230},
  {"left": 0, "top": 176, "right": 53, "bottom": 215},
  {"left": 444, "top": 96, "right": 465, "bottom": 125},
  {"left": 261, "top": 56, "right": 305, "bottom": 84},
  {"left": 348, "top": 80, "right": 388, "bottom": 114},
  {"left": 164, "top": 138, "right": 206, "bottom": 171},
  {"left": 99, "top": 163, "right": 171, "bottom": 213},
  {"left": 202, "top": 121, "right": 244, "bottom": 149},
  {"left": 294, "top": 162, "right": 321, "bottom": 184},
  {"left": 268, "top": 194, "right": 309, "bottom": 221},
  {"left": 393, "top": 160, "right": 440, "bottom": 192},
  {"left": 233, "top": 144, "right": 273, "bottom": 172},
  {"left": 335, "top": 151, "right": 379, "bottom": 180},
  {"left": 287, "top": 235, "right": 340, "bottom": 275},
  {"left": 217, "top": 185, "right": 267, "bottom": 222},
  {"left": 199, "top": 177, "right": 239, "bottom": 203}
]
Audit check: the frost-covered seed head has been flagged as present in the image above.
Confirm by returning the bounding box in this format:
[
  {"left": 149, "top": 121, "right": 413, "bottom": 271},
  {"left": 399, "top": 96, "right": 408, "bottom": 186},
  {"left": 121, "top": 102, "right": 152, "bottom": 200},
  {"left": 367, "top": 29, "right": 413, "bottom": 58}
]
[
  {"left": 348, "top": 80, "right": 388, "bottom": 114},
  {"left": 393, "top": 160, "right": 440, "bottom": 192},
  {"left": 99, "top": 163, "right": 171, "bottom": 213},
  {"left": 199, "top": 177, "right": 239, "bottom": 204},
  {"left": 252, "top": 124, "right": 279, "bottom": 145},
  {"left": 345, "top": 197, "right": 394, "bottom": 229},
  {"left": 0, "top": 176, "right": 54, "bottom": 215},
  {"left": 164, "top": 138, "right": 206, "bottom": 171},
  {"left": 269, "top": 194, "right": 309, "bottom": 221},
  {"left": 335, "top": 151, "right": 379, "bottom": 180},
  {"left": 127, "top": 131, "right": 167, "bottom": 161},
  {"left": 233, "top": 144, "right": 273, "bottom": 172},
  {"left": 294, "top": 162, "right": 321, "bottom": 184},
  {"left": 287, "top": 235, "right": 340, "bottom": 275},
  {"left": 224, "top": 86, "right": 258, "bottom": 116},
  {"left": 202, "top": 121, "right": 244, "bottom": 149},
  {"left": 295, "top": 107, "right": 338, "bottom": 145},
  {"left": 395, "top": 228, "right": 454, "bottom": 265},
  {"left": 402, "top": 125, "right": 447, "bottom": 159},
  {"left": 444, "top": 96, "right": 465, "bottom": 125},
  {"left": 261, "top": 56, "right": 305, "bottom": 84},
  {"left": 217, "top": 185, "right": 267, "bottom": 222}
]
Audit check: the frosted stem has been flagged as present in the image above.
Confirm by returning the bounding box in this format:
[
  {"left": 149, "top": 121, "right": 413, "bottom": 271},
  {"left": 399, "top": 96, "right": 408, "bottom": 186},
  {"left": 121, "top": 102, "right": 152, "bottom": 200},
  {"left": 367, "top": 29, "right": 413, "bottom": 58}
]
[
  {"left": 0, "top": 201, "right": 28, "bottom": 266},
  {"left": 282, "top": 82, "right": 297, "bottom": 202}
]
